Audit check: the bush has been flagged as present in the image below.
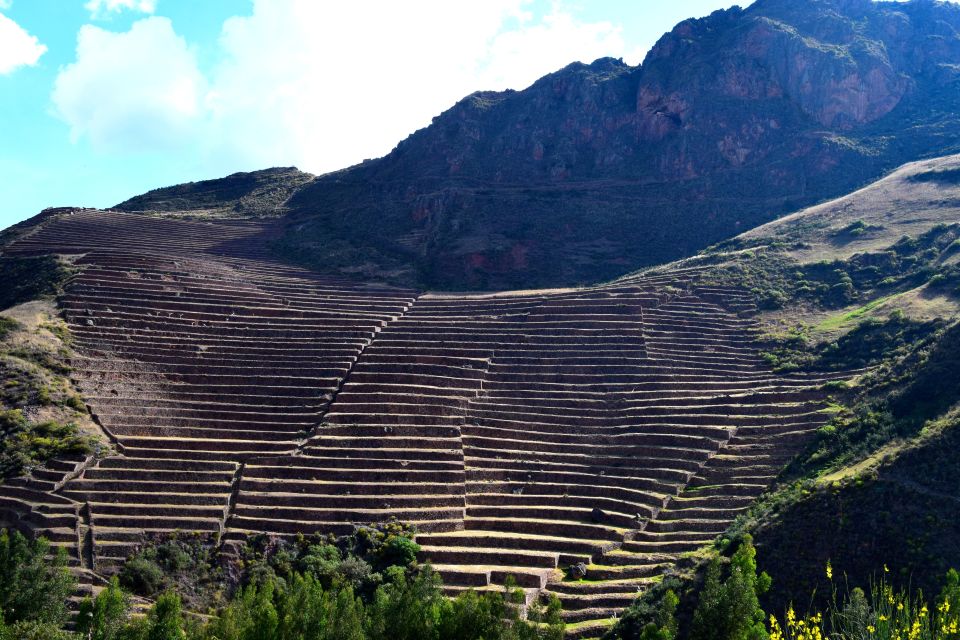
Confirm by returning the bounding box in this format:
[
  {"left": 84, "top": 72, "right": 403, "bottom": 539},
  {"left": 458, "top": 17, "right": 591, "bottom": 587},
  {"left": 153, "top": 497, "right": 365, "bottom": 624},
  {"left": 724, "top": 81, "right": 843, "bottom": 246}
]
[
  {"left": 77, "top": 578, "right": 129, "bottom": 640},
  {"left": 377, "top": 536, "right": 420, "bottom": 571},
  {"left": 0, "top": 530, "right": 75, "bottom": 626},
  {"left": 0, "top": 318, "right": 18, "bottom": 341},
  {"left": 0, "top": 619, "right": 79, "bottom": 640},
  {"left": 120, "top": 557, "right": 165, "bottom": 596},
  {"left": 0, "top": 418, "right": 93, "bottom": 479}
]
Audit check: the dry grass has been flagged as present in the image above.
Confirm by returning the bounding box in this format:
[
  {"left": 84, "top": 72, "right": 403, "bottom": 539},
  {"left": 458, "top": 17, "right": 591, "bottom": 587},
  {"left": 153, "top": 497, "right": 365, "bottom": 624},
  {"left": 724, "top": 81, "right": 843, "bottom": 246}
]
[
  {"left": 740, "top": 154, "right": 960, "bottom": 265},
  {"left": 1, "top": 300, "right": 104, "bottom": 441}
]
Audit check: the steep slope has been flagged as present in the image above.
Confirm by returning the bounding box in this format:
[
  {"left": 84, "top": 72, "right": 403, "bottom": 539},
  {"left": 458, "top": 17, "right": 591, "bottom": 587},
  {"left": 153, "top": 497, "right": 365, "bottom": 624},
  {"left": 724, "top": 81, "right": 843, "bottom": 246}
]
[
  {"left": 270, "top": 0, "right": 960, "bottom": 290},
  {"left": 0, "top": 208, "right": 836, "bottom": 638},
  {"left": 601, "top": 153, "right": 960, "bottom": 637}
]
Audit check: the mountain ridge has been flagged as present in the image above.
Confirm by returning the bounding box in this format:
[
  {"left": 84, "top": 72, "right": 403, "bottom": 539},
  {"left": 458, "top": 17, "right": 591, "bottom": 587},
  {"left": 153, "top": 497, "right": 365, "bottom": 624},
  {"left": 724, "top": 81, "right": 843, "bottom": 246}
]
[{"left": 85, "top": 0, "right": 960, "bottom": 292}]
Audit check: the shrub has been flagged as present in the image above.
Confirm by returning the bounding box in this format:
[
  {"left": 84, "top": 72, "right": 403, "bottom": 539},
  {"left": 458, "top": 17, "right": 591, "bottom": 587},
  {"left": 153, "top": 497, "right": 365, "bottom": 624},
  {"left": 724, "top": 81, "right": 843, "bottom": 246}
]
[
  {"left": 76, "top": 578, "right": 129, "bottom": 640},
  {"left": 0, "top": 530, "right": 75, "bottom": 626},
  {"left": 120, "top": 557, "right": 165, "bottom": 596},
  {"left": 0, "top": 318, "right": 18, "bottom": 341}
]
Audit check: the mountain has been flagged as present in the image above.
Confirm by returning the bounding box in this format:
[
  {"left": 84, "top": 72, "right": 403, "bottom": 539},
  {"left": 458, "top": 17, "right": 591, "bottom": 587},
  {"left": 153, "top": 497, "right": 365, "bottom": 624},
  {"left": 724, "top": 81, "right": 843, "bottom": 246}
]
[
  {"left": 254, "top": 0, "right": 960, "bottom": 289},
  {"left": 114, "top": 167, "right": 313, "bottom": 219}
]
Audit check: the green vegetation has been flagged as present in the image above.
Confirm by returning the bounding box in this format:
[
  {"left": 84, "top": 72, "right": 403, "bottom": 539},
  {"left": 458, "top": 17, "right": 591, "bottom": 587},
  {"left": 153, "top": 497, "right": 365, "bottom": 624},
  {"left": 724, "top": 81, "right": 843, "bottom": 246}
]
[
  {"left": 781, "top": 319, "right": 960, "bottom": 478},
  {"left": 0, "top": 310, "right": 95, "bottom": 480},
  {"left": 707, "top": 224, "right": 960, "bottom": 314},
  {"left": 605, "top": 537, "right": 770, "bottom": 640},
  {"left": 0, "top": 318, "right": 18, "bottom": 342},
  {"left": 831, "top": 219, "right": 883, "bottom": 242},
  {"left": 607, "top": 536, "right": 960, "bottom": 640},
  {"left": 2, "top": 527, "right": 563, "bottom": 640},
  {"left": 0, "top": 256, "right": 72, "bottom": 310},
  {"left": 0, "top": 317, "right": 94, "bottom": 481},
  {"left": 0, "top": 529, "right": 75, "bottom": 636},
  {"left": 689, "top": 537, "right": 770, "bottom": 640},
  {"left": 625, "top": 211, "right": 960, "bottom": 631},
  {"left": 0, "top": 409, "right": 92, "bottom": 478},
  {"left": 766, "top": 568, "right": 960, "bottom": 640},
  {"left": 759, "top": 311, "right": 942, "bottom": 373},
  {"left": 117, "top": 524, "right": 432, "bottom": 611}
]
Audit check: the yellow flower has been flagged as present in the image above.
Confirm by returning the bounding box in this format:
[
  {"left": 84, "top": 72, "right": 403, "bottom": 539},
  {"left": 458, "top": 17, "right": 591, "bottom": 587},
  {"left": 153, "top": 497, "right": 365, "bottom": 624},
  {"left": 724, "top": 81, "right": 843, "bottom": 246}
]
[
  {"left": 910, "top": 618, "right": 922, "bottom": 640},
  {"left": 868, "top": 625, "right": 876, "bottom": 634},
  {"left": 880, "top": 614, "right": 889, "bottom": 622},
  {"left": 898, "top": 602, "right": 905, "bottom": 612},
  {"left": 826, "top": 560, "right": 833, "bottom": 580},
  {"left": 885, "top": 564, "right": 890, "bottom": 573}
]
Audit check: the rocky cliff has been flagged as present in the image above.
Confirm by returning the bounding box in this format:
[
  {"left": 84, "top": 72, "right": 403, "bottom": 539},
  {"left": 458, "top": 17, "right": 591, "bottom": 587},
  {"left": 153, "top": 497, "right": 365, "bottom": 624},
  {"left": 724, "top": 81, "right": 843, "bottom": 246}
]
[{"left": 124, "top": 0, "right": 960, "bottom": 290}]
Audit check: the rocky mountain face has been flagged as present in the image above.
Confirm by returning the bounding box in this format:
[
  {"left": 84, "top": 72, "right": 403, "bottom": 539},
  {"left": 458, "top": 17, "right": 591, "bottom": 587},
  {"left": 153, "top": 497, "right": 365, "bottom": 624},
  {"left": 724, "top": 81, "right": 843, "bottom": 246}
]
[
  {"left": 279, "top": 0, "right": 960, "bottom": 289},
  {"left": 123, "top": 0, "right": 960, "bottom": 290}
]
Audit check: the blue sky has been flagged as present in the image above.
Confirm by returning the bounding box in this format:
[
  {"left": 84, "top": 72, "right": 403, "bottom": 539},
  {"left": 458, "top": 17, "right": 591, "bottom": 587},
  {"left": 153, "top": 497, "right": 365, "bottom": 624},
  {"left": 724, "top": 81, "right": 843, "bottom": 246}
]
[{"left": 0, "top": 0, "right": 752, "bottom": 228}]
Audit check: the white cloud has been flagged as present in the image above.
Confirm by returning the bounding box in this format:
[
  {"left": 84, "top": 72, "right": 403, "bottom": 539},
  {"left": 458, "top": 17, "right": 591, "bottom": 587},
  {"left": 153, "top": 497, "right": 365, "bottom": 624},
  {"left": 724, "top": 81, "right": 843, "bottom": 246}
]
[
  {"left": 0, "top": 12, "right": 46, "bottom": 74},
  {"left": 85, "top": 0, "right": 155, "bottom": 18},
  {"left": 53, "top": 1, "right": 639, "bottom": 173},
  {"left": 52, "top": 17, "right": 205, "bottom": 152}
]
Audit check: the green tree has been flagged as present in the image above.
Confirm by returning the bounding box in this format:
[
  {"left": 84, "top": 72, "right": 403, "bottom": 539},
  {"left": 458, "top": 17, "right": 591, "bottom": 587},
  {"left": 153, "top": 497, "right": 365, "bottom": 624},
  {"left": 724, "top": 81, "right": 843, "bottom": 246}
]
[
  {"left": 325, "top": 586, "right": 366, "bottom": 640},
  {"left": 367, "top": 567, "right": 445, "bottom": 640},
  {"left": 146, "top": 592, "right": 187, "bottom": 640},
  {"left": 439, "top": 589, "right": 509, "bottom": 640},
  {"left": 637, "top": 590, "right": 680, "bottom": 640},
  {"left": 0, "top": 619, "right": 79, "bottom": 640},
  {"left": 77, "top": 577, "right": 130, "bottom": 640},
  {"left": 0, "top": 529, "right": 75, "bottom": 626},
  {"left": 690, "top": 535, "right": 770, "bottom": 640}
]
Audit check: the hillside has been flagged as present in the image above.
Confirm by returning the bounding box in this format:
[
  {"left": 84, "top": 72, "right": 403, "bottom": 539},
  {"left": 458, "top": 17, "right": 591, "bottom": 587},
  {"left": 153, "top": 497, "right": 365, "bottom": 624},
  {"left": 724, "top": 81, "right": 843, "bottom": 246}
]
[
  {"left": 264, "top": 0, "right": 960, "bottom": 290},
  {"left": 2, "top": 152, "right": 958, "bottom": 639},
  {"left": 0, "top": 203, "right": 844, "bottom": 638},
  {"left": 602, "top": 153, "right": 960, "bottom": 637},
  {"left": 113, "top": 167, "right": 314, "bottom": 220},
  {"left": 86, "top": 0, "right": 960, "bottom": 291},
  {"left": 2, "top": 1, "right": 960, "bottom": 638}
]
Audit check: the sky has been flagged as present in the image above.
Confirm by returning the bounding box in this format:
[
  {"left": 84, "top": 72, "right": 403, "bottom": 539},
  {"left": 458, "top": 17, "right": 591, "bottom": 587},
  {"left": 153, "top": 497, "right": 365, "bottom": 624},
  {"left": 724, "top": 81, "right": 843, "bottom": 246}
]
[{"left": 0, "top": 0, "right": 756, "bottom": 229}]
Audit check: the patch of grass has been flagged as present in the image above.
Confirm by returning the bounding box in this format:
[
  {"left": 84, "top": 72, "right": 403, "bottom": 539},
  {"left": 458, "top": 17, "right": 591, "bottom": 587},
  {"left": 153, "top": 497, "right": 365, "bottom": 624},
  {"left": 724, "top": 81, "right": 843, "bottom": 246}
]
[
  {"left": 815, "top": 293, "right": 902, "bottom": 332},
  {"left": 0, "top": 317, "right": 19, "bottom": 341},
  {"left": 0, "top": 414, "right": 93, "bottom": 478},
  {"left": 0, "top": 302, "right": 96, "bottom": 481},
  {"left": 832, "top": 219, "right": 883, "bottom": 242}
]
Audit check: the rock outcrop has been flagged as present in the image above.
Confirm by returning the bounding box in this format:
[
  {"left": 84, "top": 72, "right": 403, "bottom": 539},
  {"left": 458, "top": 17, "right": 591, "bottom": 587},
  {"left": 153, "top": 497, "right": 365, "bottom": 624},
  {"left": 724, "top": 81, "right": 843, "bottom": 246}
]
[{"left": 274, "top": 0, "right": 960, "bottom": 290}]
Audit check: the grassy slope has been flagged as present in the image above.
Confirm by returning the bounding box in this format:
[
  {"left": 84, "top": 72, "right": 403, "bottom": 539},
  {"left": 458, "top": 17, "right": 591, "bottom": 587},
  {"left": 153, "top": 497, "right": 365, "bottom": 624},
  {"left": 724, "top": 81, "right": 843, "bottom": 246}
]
[
  {"left": 607, "top": 155, "right": 960, "bottom": 636},
  {"left": 0, "top": 253, "right": 104, "bottom": 480},
  {"left": 712, "top": 157, "right": 960, "bottom": 608}
]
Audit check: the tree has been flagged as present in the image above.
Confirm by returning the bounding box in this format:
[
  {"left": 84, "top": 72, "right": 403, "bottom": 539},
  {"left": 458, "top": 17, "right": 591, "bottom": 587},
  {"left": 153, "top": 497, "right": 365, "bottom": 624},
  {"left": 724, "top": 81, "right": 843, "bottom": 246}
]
[
  {"left": 146, "top": 592, "right": 187, "bottom": 640},
  {"left": 367, "top": 567, "right": 445, "bottom": 640},
  {"left": 78, "top": 577, "right": 130, "bottom": 640},
  {"left": 690, "top": 535, "right": 770, "bottom": 640},
  {"left": 0, "top": 529, "right": 75, "bottom": 626},
  {"left": 637, "top": 590, "right": 680, "bottom": 640}
]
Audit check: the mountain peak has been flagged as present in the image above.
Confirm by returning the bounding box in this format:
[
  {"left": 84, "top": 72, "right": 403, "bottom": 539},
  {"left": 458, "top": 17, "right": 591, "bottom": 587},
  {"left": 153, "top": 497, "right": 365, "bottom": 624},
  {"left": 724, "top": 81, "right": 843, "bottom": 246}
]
[{"left": 120, "top": 0, "right": 960, "bottom": 290}]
